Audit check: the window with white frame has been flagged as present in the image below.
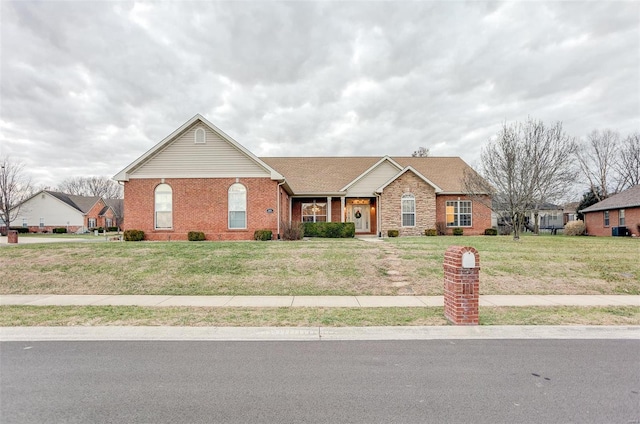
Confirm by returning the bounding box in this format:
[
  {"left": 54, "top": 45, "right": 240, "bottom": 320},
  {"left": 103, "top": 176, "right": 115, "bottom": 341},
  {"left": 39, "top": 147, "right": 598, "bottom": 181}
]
[
  {"left": 106, "top": 218, "right": 113, "bottom": 228},
  {"left": 88, "top": 218, "right": 97, "bottom": 228},
  {"left": 194, "top": 127, "right": 206, "bottom": 144},
  {"left": 603, "top": 211, "right": 610, "bottom": 227},
  {"left": 446, "top": 200, "right": 472, "bottom": 227},
  {"left": 619, "top": 209, "right": 625, "bottom": 226},
  {"left": 39, "top": 218, "right": 44, "bottom": 228},
  {"left": 302, "top": 202, "right": 327, "bottom": 223},
  {"left": 155, "top": 183, "right": 173, "bottom": 229},
  {"left": 401, "top": 193, "right": 415, "bottom": 227},
  {"left": 228, "top": 183, "right": 247, "bottom": 229},
  {"left": 22, "top": 218, "right": 27, "bottom": 228}
]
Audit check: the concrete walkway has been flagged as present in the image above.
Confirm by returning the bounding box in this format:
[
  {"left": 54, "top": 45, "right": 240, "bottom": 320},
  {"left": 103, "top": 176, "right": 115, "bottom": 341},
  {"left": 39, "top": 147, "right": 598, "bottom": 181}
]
[{"left": 2, "top": 294, "right": 638, "bottom": 307}]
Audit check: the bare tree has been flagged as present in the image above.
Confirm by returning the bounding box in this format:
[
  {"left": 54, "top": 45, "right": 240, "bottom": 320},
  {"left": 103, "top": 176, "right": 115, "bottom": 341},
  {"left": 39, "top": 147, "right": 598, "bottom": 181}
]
[
  {"left": 616, "top": 132, "right": 640, "bottom": 189},
  {"left": 464, "top": 119, "right": 577, "bottom": 240},
  {"left": 411, "top": 146, "right": 430, "bottom": 157},
  {"left": 0, "top": 156, "right": 34, "bottom": 231},
  {"left": 57, "top": 176, "right": 123, "bottom": 199},
  {"left": 575, "top": 129, "right": 622, "bottom": 201},
  {"left": 529, "top": 121, "right": 578, "bottom": 233}
]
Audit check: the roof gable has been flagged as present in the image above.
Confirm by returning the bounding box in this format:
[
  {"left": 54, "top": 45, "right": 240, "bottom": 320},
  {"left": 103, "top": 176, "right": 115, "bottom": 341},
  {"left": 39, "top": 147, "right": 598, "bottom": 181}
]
[
  {"left": 376, "top": 166, "right": 443, "bottom": 193},
  {"left": 340, "top": 156, "right": 403, "bottom": 193},
  {"left": 114, "top": 115, "right": 283, "bottom": 181}
]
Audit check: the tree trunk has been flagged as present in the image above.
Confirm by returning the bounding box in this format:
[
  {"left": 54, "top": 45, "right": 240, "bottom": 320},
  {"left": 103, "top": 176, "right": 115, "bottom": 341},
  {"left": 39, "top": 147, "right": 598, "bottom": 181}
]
[{"left": 533, "top": 211, "right": 539, "bottom": 235}]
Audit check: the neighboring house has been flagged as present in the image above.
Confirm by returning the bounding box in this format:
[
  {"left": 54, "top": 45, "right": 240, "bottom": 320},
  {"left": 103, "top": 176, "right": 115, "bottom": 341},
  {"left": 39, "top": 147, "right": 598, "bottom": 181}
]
[
  {"left": 103, "top": 198, "right": 125, "bottom": 229},
  {"left": 563, "top": 201, "right": 580, "bottom": 225},
  {"left": 524, "top": 203, "right": 565, "bottom": 231},
  {"left": 580, "top": 184, "right": 640, "bottom": 236},
  {"left": 114, "top": 115, "right": 492, "bottom": 241},
  {"left": 13, "top": 190, "right": 121, "bottom": 233}
]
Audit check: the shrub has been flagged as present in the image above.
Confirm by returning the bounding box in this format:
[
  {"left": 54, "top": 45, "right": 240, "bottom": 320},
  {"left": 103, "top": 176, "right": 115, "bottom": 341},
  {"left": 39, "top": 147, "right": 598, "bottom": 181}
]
[
  {"left": 188, "top": 231, "right": 206, "bottom": 241},
  {"left": 107, "top": 226, "right": 119, "bottom": 232},
  {"left": 10, "top": 227, "right": 29, "bottom": 234},
  {"left": 484, "top": 228, "right": 498, "bottom": 236},
  {"left": 452, "top": 227, "right": 463, "bottom": 236},
  {"left": 425, "top": 228, "right": 437, "bottom": 236},
  {"left": 387, "top": 229, "right": 399, "bottom": 237},
  {"left": 281, "top": 221, "right": 304, "bottom": 241},
  {"left": 564, "top": 220, "right": 586, "bottom": 236},
  {"left": 53, "top": 227, "right": 68, "bottom": 234},
  {"left": 435, "top": 222, "right": 447, "bottom": 236},
  {"left": 123, "top": 229, "right": 145, "bottom": 241},
  {"left": 254, "top": 229, "right": 273, "bottom": 241},
  {"left": 303, "top": 222, "right": 355, "bottom": 238}
]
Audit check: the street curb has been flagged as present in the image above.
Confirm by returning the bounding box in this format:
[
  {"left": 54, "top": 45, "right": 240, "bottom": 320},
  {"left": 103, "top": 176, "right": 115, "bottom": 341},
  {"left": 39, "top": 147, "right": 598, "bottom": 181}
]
[{"left": 1, "top": 325, "right": 639, "bottom": 341}]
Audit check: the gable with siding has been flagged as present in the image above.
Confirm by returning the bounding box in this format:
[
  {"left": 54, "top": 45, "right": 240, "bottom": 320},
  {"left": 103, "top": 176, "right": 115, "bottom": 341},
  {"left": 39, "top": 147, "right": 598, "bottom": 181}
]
[{"left": 344, "top": 158, "right": 402, "bottom": 197}]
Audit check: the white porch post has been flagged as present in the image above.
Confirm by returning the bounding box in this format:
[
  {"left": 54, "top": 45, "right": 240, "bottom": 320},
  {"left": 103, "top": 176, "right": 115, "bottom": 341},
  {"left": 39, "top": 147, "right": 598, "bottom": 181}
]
[
  {"left": 341, "top": 197, "right": 345, "bottom": 222},
  {"left": 327, "top": 197, "right": 332, "bottom": 222}
]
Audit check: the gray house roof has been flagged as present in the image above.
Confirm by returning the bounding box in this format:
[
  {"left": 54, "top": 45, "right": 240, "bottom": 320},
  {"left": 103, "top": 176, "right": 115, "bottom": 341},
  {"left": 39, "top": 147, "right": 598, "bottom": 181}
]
[
  {"left": 45, "top": 191, "right": 102, "bottom": 214},
  {"left": 580, "top": 185, "right": 640, "bottom": 213}
]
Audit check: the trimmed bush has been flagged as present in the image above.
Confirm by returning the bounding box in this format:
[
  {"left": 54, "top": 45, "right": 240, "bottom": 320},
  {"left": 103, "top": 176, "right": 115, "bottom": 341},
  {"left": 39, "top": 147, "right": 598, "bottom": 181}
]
[
  {"left": 254, "top": 229, "right": 273, "bottom": 241},
  {"left": 281, "top": 221, "right": 304, "bottom": 241},
  {"left": 123, "top": 229, "right": 145, "bottom": 241},
  {"left": 10, "top": 227, "right": 29, "bottom": 234},
  {"left": 484, "top": 228, "right": 498, "bottom": 236},
  {"left": 188, "top": 231, "right": 206, "bottom": 241},
  {"left": 107, "top": 226, "right": 119, "bottom": 232},
  {"left": 435, "top": 222, "right": 447, "bottom": 236},
  {"left": 303, "top": 222, "right": 355, "bottom": 238},
  {"left": 387, "top": 229, "right": 399, "bottom": 237},
  {"left": 53, "top": 227, "right": 67, "bottom": 234},
  {"left": 564, "top": 220, "right": 586, "bottom": 236},
  {"left": 425, "top": 228, "right": 437, "bottom": 236},
  {"left": 452, "top": 227, "right": 464, "bottom": 236}
]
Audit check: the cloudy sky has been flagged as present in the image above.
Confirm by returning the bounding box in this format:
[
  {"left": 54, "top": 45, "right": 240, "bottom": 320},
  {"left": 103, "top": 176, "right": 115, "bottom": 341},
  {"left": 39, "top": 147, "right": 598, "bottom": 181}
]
[{"left": 1, "top": 1, "right": 639, "bottom": 189}]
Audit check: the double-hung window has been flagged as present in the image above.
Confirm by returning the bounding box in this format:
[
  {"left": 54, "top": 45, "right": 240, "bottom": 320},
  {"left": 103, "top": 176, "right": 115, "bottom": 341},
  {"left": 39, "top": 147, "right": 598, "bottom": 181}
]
[
  {"left": 88, "top": 218, "right": 97, "bottom": 228},
  {"left": 619, "top": 209, "right": 625, "bottom": 226},
  {"left": 401, "top": 193, "right": 415, "bottom": 227},
  {"left": 302, "top": 202, "right": 327, "bottom": 223},
  {"left": 603, "top": 211, "right": 610, "bottom": 227},
  {"left": 446, "top": 200, "right": 472, "bottom": 227},
  {"left": 228, "top": 183, "right": 247, "bottom": 229},
  {"left": 155, "top": 184, "right": 173, "bottom": 229}
]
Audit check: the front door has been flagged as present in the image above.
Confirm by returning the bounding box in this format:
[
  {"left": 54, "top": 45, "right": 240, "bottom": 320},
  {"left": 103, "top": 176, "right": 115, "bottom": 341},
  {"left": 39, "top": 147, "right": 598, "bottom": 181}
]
[{"left": 350, "top": 205, "right": 370, "bottom": 233}]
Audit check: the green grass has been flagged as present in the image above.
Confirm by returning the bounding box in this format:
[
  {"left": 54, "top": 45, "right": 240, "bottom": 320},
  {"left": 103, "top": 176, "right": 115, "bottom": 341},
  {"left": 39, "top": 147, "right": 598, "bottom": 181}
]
[
  {"left": 1, "top": 235, "right": 638, "bottom": 296},
  {"left": 1, "top": 305, "right": 638, "bottom": 327}
]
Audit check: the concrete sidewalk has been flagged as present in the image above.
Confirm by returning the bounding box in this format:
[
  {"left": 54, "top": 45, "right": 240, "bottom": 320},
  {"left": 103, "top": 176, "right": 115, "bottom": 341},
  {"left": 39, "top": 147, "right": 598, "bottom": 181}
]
[{"left": 1, "top": 294, "right": 638, "bottom": 307}]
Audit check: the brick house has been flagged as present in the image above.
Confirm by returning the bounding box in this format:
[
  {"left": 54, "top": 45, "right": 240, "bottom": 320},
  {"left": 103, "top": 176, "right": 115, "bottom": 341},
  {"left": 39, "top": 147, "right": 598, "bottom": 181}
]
[
  {"left": 12, "top": 190, "right": 122, "bottom": 233},
  {"left": 114, "top": 115, "right": 492, "bottom": 240},
  {"left": 580, "top": 184, "right": 640, "bottom": 236}
]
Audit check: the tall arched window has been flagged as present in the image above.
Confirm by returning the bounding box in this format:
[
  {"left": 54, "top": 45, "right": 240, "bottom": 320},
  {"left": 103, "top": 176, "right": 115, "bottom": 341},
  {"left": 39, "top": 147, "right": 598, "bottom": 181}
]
[
  {"left": 155, "top": 183, "right": 172, "bottom": 229},
  {"left": 401, "top": 193, "right": 415, "bottom": 227},
  {"left": 228, "top": 183, "right": 247, "bottom": 229}
]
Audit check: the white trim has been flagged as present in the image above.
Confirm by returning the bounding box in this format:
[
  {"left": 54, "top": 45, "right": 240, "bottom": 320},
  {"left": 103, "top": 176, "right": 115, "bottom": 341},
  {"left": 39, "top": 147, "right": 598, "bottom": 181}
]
[
  {"left": 114, "top": 114, "right": 284, "bottom": 182},
  {"left": 340, "top": 197, "right": 345, "bottom": 223},
  {"left": 327, "top": 197, "right": 332, "bottom": 223},
  {"left": 401, "top": 193, "right": 416, "bottom": 227},
  {"left": 340, "top": 156, "right": 403, "bottom": 192},
  {"left": 194, "top": 127, "right": 206, "bottom": 144}
]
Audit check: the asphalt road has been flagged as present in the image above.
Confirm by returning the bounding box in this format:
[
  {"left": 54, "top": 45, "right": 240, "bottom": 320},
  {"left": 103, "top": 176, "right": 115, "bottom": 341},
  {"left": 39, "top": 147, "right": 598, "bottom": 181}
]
[{"left": 2, "top": 340, "right": 638, "bottom": 423}]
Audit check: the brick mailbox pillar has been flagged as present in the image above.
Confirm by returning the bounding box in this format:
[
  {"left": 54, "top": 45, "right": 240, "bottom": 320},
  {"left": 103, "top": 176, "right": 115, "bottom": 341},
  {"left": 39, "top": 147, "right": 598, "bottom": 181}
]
[
  {"left": 443, "top": 246, "right": 480, "bottom": 325},
  {"left": 7, "top": 230, "right": 18, "bottom": 244}
]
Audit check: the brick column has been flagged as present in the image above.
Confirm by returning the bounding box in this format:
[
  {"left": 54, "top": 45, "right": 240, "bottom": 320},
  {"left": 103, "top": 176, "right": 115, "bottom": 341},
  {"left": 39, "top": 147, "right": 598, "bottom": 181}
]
[
  {"left": 443, "top": 246, "right": 480, "bottom": 325},
  {"left": 7, "top": 230, "right": 18, "bottom": 244}
]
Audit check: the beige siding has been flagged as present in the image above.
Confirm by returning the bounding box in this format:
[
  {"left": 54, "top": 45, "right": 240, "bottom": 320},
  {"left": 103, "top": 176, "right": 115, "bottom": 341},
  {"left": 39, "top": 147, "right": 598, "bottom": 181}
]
[
  {"left": 15, "top": 193, "right": 84, "bottom": 227},
  {"left": 346, "top": 161, "right": 401, "bottom": 197},
  {"left": 132, "top": 125, "right": 271, "bottom": 178}
]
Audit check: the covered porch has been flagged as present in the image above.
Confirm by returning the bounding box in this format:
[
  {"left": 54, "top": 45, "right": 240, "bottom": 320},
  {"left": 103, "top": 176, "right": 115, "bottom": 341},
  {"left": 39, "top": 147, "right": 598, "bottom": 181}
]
[{"left": 290, "top": 196, "right": 378, "bottom": 235}]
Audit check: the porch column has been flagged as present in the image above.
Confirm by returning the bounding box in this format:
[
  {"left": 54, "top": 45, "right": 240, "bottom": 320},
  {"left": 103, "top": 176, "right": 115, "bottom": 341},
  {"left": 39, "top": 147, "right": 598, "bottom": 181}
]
[
  {"left": 327, "top": 197, "right": 332, "bottom": 222},
  {"left": 341, "top": 197, "right": 345, "bottom": 222}
]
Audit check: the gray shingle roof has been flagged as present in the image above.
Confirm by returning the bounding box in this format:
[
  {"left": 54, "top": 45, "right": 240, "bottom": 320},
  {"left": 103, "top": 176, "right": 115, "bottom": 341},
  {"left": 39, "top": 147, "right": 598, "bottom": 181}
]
[
  {"left": 45, "top": 191, "right": 102, "bottom": 214},
  {"left": 580, "top": 185, "right": 640, "bottom": 213}
]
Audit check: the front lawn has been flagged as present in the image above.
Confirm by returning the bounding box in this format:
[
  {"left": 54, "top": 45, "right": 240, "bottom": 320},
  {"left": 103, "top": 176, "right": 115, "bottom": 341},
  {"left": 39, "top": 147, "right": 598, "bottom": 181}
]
[{"left": 1, "top": 235, "right": 638, "bottom": 296}]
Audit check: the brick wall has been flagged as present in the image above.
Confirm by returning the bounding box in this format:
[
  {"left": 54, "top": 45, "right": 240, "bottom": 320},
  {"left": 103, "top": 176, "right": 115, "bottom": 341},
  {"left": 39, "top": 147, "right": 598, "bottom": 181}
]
[
  {"left": 379, "top": 172, "right": 437, "bottom": 236},
  {"left": 584, "top": 207, "right": 640, "bottom": 236},
  {"left": 435, "top": 194, "right": 492, "bottom": 236},
  {"left": 124, "top": 178, "right": 281, "bottom": 241}
]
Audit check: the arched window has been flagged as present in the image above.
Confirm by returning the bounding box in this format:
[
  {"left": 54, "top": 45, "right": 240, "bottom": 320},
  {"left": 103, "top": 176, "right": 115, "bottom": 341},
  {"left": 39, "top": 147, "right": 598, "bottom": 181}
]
[
  {"left": 155, "top": 183, "right": 172, "bottom": 229},
  {"left": 194, "top": 128, "right": 206, "bottom": 144},
  {"left": 401, "top": 193, "right": 415, "bottom": 227},
  {"left": 228, "top": 183, "right": 247, "bottom": 229}
]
